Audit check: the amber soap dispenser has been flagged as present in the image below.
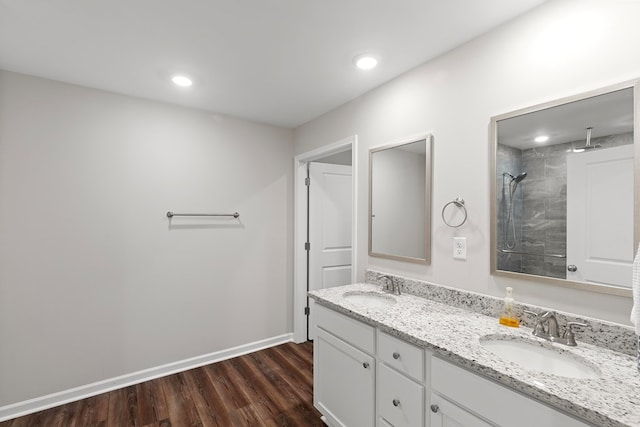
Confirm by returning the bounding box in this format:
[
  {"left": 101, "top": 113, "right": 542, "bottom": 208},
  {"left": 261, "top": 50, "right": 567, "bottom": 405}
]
[{"left": 499, "top": 286, "right": 520, "bottom": 327}]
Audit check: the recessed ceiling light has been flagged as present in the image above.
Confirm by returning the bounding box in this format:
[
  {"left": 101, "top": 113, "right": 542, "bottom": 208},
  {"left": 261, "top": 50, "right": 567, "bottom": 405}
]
[
  {"left": 355, "top": 55, "right": 378, "bottom": 70},
  {"left": 534, "top": 135, "right": 549, "bottom": 143},
  {"left": 171, "top": 75, "right": 193, "bottom": 87}
]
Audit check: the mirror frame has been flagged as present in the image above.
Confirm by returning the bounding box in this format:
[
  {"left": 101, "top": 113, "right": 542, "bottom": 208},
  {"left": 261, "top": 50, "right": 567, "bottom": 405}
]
[
  {"left": 369, "top": 134, "right": 432, "bottom": 264},
  {"left": 489, "top": 79, "right": 640, "bottom": 297}
]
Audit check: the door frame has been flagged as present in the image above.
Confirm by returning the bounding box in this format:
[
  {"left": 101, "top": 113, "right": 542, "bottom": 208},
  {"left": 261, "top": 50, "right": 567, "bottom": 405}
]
[{"left": 293, "top": 135, "right": 358, "bottom": 343}]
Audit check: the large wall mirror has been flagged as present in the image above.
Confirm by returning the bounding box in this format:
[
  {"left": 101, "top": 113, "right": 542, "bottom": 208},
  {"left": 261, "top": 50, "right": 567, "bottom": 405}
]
[
  {"left": 369, "top": 135, "right": 432, "bottom": 264},
  {"left": 490, "top": 81, "right": 639, "bottom": 296}
]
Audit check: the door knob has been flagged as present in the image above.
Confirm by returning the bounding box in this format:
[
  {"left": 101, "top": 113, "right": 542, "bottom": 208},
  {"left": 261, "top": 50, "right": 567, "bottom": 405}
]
[
  {"left": 567, "top": 264, "right": 578, "bottom": 272},
  {"left": 430, "top": 404, "right": 439, "bottom": 413},
  {"left": 393, "top": 399, "right": 400, "bottom": 407},
  {"left": 362, "top": 362, "right": 370, "bottom": 369},
  {"left": 392, "top": 352, "right": 400, "bottom": 359}
]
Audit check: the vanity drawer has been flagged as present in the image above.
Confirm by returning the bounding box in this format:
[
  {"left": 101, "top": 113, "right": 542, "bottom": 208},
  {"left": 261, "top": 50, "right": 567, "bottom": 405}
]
[
  {"left": 314, "top": 303, "right": 375, "bottom": 354},
  {"left": 378, "top": 331, "right": 424, "bottom": 381},
  {"left": 377, "top": 362, "right": 424, "bottom": 427}
]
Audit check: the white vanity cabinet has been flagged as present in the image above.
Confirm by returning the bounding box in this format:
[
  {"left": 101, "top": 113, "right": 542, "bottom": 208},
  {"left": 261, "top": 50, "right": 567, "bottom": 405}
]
[
  {"left": 313, "top": 303, "right": 594, "bottom": 427},
  {"left": 314, "top": 304, "right": 376, "bottom": 427},
  {"left": 313, "top": 303, "right": 428, "bottom": 427},
  {"left": 430, "top": 357, "right": 593, "bottom": 427}
]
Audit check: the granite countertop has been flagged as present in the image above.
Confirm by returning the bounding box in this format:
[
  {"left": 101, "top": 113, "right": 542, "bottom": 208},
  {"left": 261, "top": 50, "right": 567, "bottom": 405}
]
[{"left": 309, "top": 283, "right": 640, "bottom": 427}]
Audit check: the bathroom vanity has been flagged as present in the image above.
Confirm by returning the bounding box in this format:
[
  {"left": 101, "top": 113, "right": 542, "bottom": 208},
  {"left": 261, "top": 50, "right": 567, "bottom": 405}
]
[{"left": 310, "top": 280, "right": 640, "bottom": 427}]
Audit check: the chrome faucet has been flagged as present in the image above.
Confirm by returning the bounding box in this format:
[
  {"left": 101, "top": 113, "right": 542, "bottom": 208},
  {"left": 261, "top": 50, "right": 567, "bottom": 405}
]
[
  {"left": 541, "top": 311, "right": 560, "bottom": 339},
  {"left": 377, "top": 274, "right": 401, "bottom": 295},
  {"left": 524, "top": 310, "right": 587, "bottom": 346},
  {"left": 525, "top": 310, "right": 560, "bottom": 341}
]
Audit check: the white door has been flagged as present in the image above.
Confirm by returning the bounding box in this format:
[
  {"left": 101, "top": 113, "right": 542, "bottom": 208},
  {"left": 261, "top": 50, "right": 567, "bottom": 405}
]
[
  {"left": 308, "top": 162, "right": 352, "bottom": 339},
  {"left": 567, "top": 144, "right": 634, "bottom": 287}
]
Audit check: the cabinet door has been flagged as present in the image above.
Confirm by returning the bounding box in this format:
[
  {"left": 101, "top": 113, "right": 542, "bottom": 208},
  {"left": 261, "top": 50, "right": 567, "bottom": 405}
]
[
  {"left": 314, "top": 328, "right": 375, "bottom": 427},
  {"left": 430, "top": 394, "right": 494, "bottom": 427},
  {"left": 431, "top": 357, "right": 592, "bottom": 427}
]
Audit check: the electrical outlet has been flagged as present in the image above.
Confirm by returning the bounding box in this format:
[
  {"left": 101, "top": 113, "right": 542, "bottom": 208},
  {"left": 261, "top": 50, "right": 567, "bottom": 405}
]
[{"left": 453, "top": 237, "right": 467, "bottom": 260}]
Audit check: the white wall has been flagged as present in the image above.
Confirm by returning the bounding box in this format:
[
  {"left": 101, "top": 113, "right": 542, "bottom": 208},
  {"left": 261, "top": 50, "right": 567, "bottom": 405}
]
[
  {"left": 0, "top": 70, "right": 294, "bottom": 406},
  {"left": 371, "top": 147, "right": 425, "bottom": 259},
  {"left": 294, "top": 0, "right": 638, "bottom": 325}
]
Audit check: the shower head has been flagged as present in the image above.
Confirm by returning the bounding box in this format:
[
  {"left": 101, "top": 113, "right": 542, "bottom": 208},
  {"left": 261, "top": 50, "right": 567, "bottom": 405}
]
[
  {"left": 513, "top": 172, "right": 527, "bottom": 183},
  {"left": 503, "top": 172, "right": 526, "bottom": 184},
  {"left": 573, "top": 127, "right": 601, "bottom": 152}
]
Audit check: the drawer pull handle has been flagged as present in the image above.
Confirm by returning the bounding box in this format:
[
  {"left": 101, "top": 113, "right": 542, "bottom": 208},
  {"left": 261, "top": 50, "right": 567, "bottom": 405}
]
[
  {"left": 430, "top": 404, "right": 439, "bottom": 413},
  {"left": 362, "top": 362, "right": 370, "bottom": 369},
  {"left": 392, "top": 352, "right": 400, "bottom": 359},
  {"left": 393, "top": 399, "right": 401, "bottom": 407}
]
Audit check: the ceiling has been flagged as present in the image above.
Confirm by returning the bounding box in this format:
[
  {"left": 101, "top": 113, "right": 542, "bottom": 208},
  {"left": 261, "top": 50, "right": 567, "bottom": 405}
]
[
  {"left": 498, "top": 87, "right": 634, "bottom": 150},
  {"left": 0, "top": 0, "right": 546, "bottom": 128}
]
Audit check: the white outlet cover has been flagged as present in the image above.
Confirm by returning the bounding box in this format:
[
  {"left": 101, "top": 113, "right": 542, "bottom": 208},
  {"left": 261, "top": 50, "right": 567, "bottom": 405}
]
[{"left": 453, "top": 237, "right": 467, "bottom": 260}]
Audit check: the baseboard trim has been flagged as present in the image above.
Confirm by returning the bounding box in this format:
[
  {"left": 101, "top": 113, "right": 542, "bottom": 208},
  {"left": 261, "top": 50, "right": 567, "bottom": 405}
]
[{"left": 0, "top": 333, "right": 293, "bottom": 422}]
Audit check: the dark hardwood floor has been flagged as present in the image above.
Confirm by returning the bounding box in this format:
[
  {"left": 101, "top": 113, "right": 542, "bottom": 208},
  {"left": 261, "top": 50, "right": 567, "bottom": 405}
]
[{"left": 1, "top": 341, "right": 324, "bottom": 427}]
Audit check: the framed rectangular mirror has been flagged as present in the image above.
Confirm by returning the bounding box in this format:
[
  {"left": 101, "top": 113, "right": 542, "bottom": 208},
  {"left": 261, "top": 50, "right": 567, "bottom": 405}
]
[
  {"left": 369, "top": 134, "right": 432, "bottom": 264},
  {"left": 490, "top": 80, "right": 639, "bottom": 296}
]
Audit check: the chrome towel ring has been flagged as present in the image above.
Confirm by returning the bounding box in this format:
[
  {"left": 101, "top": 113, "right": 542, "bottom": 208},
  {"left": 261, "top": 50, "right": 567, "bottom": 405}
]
[{"left": 442, "top": 197, "right": 467, "bottom": 228}]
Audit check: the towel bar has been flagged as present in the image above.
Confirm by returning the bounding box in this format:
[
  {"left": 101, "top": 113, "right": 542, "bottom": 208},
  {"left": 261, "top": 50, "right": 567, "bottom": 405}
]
[{"left": 166, "top": 212, "right": 240, "bottom": 219}]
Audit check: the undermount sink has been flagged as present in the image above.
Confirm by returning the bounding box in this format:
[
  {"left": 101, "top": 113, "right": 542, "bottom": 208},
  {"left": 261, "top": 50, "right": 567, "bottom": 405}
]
[
  {"left": 342, "top": 291, "right": 397, "bottom": 307},
  {"left": 479, "top": 335, "right": 601, "bottom": 379}
]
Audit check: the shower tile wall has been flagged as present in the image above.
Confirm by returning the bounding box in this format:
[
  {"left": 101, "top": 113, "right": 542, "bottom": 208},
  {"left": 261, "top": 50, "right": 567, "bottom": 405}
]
[
  {"left": 496, "top": 143, "right": 523, "bottom": 272},
  {"left": 497, "top": 132, "right": 633, "bottom": 279},
  {"left": 521, "top": 144, "right": 567, "bottom": 278}
]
